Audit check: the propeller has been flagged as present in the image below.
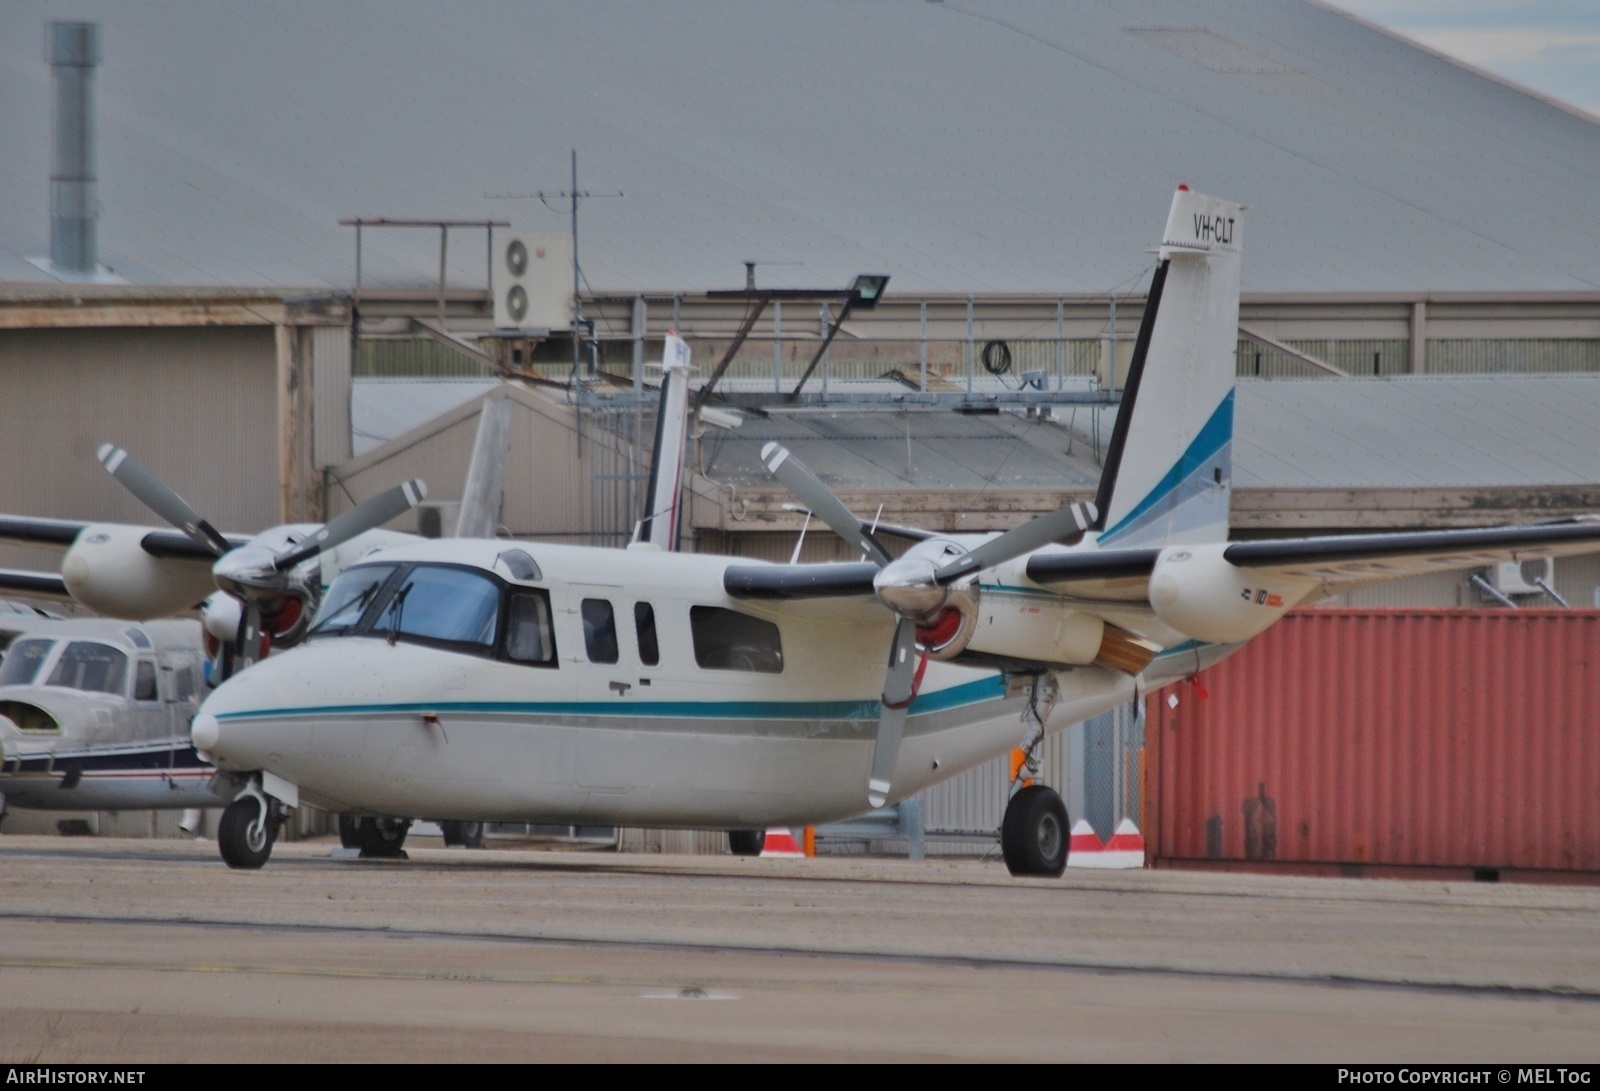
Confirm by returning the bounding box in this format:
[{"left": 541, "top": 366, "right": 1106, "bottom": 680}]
[
  {"left": 98, "top": 444, "right": 426, "bottom": 676},
  {"left": 759, "top": 441, "right": 1094, "bottom": 808}
]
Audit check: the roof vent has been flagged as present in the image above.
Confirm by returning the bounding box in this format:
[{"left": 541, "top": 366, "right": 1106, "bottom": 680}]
[{"left": 45, "top": 21, "right": 103, "bottom": 278}]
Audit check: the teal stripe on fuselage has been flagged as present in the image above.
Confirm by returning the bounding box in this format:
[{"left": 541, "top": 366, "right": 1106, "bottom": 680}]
[
  {"left": 1100, "top": 391, "right": 1233, "bottom": 545},
  {"left": 216, "top": 674, "right": 1008, "bottom": 723}
]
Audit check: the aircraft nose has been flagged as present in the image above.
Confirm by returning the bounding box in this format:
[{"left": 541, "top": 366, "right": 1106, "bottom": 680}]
[{"left": 191, "top": 711, "right": 220, "bottom": 753}]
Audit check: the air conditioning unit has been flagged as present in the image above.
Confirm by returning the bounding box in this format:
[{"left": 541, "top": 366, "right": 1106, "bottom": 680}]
[
  {"left": 1487, "top": 557, "right": 1554, "bottom": 595},
  {"left": 493, "top": 233, "right": 573, "bottom": 331}
]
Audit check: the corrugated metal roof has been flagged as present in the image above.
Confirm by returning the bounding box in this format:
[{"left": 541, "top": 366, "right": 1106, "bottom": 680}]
[
  {"left": 353, "top": 373, "right": 1600, "bottom": 492},
  {"left": 1233, "top": 375, "right": 1600, "bottom": 488},
  {"left": 2, "top": 2, "right": 1598, "bottom": 294},
  {"left": 351, "top": 378, "right": 498, "bottom": 456}
]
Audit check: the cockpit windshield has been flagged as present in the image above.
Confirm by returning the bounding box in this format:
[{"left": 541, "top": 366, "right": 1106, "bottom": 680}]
[
  {"left": 45, "top": 642, "right": 129, "bottom": 695},
  {"left": 310, "top": 563, "right": 503, "bottom": 654},
  {"left": 309, "top": 565, "right": 398, "bottom": 636},
  {"left": 0, "top": 638, "right": 52, "bottom": 686},
  {"left": 377, "top": 566, "right": 499, "bottom": 649}
]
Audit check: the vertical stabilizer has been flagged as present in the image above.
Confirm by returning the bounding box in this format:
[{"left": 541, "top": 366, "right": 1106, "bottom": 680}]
[
  {"left": 1094, "top": 187, "right": 1241, "bottom": 548},
  {"left": 637, "top": 334, "right": 692, "bottom": 551},
  {"left": 455, "top": 388, "right": 513, "bottom": 539}
]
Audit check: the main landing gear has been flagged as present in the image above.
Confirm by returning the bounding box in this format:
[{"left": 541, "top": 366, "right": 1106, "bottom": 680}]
[
  {"left": 218, "top": 784, "right": 285, "bottom": 870},
  {"left": 999, "top": 673, "right": 1070, "bottom": 878},
  {"left": 728, "top": 829, "right": 766, "bottom": 856},
  {"left": 337, "top": 813, "right": 413, "bottom": 859},
  {"left": 1001, "top": 784, "right": 1069, "bottom": 877}
]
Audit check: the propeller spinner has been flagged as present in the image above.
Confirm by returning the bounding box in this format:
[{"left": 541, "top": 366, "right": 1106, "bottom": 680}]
[{"left": 759, "top": 441, "right": 1094, "bottom": 807}]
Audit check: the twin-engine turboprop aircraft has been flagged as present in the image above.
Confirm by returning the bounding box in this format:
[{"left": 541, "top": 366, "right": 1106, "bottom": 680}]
[
  {"left": 0, "top": 614, "right": 216, "bottom": 817},
  {"left": 191, "top": 185, "right": 1600, "bottom": 875}
]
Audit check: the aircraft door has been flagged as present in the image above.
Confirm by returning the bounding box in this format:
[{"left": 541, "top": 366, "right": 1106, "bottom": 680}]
[
  {"left": 130, "top": 656, "right": 165, "bottom": 743},
  {"left": 557, "top": 585, "right": 638, "bottom": 703}
]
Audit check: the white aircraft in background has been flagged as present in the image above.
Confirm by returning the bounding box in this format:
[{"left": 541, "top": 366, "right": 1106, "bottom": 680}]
[
  {"left": 190, "top": 186, "right": 1600, "bottom": 874},
  {"left": 0, "top": 615, "right": 215, "bottom": 818}
]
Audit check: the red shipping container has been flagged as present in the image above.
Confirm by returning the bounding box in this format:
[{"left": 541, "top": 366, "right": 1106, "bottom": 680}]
[{"left": 1146, "top": 609, "right": 1600, "bottom": 882}]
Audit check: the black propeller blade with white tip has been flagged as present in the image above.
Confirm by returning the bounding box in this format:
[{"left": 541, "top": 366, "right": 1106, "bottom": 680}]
[
  {"left": 929, "top": 500, "right": 1095, "bottom": 584},
  {"left": 756, "top": 443, "right": 1098, "bottom": 808},
  {"left": 760, "top": 442, "right": 891, "bottom": 566},
  {"left": 273, "top": 480, "right": 427, "bottom": 572},
  {"left": 97, "top": 444, "right": 232, "bottom": 556},
  {"left": 869, "top": 617, "right": 919, "bottom": 809},
  {"left": 98, "top": 443, "right": 426, "bottom": 677}
]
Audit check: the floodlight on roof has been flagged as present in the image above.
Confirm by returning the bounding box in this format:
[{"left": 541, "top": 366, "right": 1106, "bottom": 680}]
[{"left": 850, "top": 274, "right": 890, "bottom": 309}]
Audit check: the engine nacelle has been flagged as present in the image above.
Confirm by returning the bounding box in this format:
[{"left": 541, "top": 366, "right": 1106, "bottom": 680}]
[
  {"left": 60, "top": 524, "right": 216, "bottom": 620},
  {"left": 963, "top": 591, "right": 1107, "bottom": 666},
  {"left": 1148, "top": 543, "right": 1318, "bottom": 644}
]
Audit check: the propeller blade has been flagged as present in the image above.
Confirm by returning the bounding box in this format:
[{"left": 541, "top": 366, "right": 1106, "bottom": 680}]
[
  {"left": 98, "top": 444, "right": 232, "bottom": 557},
  {"left": 760, "top": 442, "right": 890, "bottom": 567},
  {"left": 868, "top": 617, "right": 919, "bottom": 809},
  {"left": 933, "top": 501, "right": 1096, "bottom": 585},
  {"left": 233, "top": 601, "right": 264, "bottom": 677},
  {"left": 273, "top": 480, "right": 427, "bottom": 572}
]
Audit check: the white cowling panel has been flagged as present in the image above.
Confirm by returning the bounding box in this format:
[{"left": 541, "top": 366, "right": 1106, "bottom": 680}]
[
  {"left": 1147, "top": 543, "right": 1318, "bottom": 645},
  {"left": 60, "top": 524, "right": 215, "bottom": 620}
]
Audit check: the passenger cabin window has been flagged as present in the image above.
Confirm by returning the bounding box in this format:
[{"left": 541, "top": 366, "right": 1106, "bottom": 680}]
[
  {"left": 581, "top": 599, "right": 619, "bottom": 664},
  {"left": 47, "top": 642, "right": 129, "bottom": 695},
  {"left": 690, "top": 606, "right": 783, "bottom": 673},
  {"left": 134, "top": 660, "right": 159, "bottom": 702},
  {"left": 505, "top": 592, "right": 555, "bottom": 665},
  {"left": 634, "top": 603, "right": 660, "bottom": 666},
  {"left": 0, "top": 639, "right": 52, "bottom": 686}
]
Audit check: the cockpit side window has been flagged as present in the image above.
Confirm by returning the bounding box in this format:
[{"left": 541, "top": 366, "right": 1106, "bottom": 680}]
[
  {"left": 0, "top": 639, "right": 52, "bottom": 686},
  {"left": 310, "top": 565, "right": 399, "bottom": 636},
  {"left": 504, "top": 591, "right": 555, "bottom": 665},
  {"left": 47, "top": 642, "right": 129, "bottom": 695}
]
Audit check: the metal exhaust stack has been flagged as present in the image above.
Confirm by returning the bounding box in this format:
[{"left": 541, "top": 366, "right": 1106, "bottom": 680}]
[{"left": 47, "top": 21, "right": 100, "bottom": 276}]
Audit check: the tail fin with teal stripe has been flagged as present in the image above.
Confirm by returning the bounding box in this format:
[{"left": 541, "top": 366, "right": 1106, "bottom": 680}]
[{"left": 1093, "top": 186, "right": 1241, "bottom": 549}]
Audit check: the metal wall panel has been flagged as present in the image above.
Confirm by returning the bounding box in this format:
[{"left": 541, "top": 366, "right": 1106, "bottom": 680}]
[
  {"left": 1147, "top": 609, "right": 1600, "bottom": 878},
  {"left": 1426, "top": 339, "right": 1600, "bottom": 375},
  {"left": 312, "top": 325, "right": 352, "bottom": 468},
  {"left": 0, "top": 326, "right": 278, "bottom": 571}
]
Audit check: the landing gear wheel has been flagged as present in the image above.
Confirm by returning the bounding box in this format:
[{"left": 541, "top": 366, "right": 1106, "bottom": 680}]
[
  {"left": 439, "top": 819, "right": 484, "bottom": 848},
  {"left": 218, "top": 793, "right": 278, "bottom": 870},
  {"left": 1001, "top": 784, "right": 1069, "bottom": 878},
  {"left": 344, "top": 815, "right": 411, "bottom": 859},
  {"left": 337, "top": 813, "right": 361, "bottom": 850},
  {"left": 728, "top": 829, "right": 765, "bottom": 857}
]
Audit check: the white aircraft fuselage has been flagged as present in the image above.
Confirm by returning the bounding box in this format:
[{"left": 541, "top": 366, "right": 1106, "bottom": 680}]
[{"left": 193, "top": 537, "right": 1214, "bottom": 827}]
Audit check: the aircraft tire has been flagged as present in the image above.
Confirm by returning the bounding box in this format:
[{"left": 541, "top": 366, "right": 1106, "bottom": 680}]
[
  {"left": 218, "top": 795, "right": 275, "bottom": 870},
  {"left": 336, "top": 813, "right": 361, "bottom": 849},
  {"left": 350, "top": 815, "right": 411, "bottom": 858},
  {"left": 1001, "top": 785, "right": 1069, "bottom": 878},
  {"left": 439, "top": 820, "right": 485, "bottom": 848},
  {"left": 728, "top": 829, "right": 765, "bottom": 856}
]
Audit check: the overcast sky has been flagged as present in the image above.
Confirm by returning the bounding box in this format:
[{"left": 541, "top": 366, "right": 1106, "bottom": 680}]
[{"left": 1331, "top": 1, "right": 1600, "bottom": 118}]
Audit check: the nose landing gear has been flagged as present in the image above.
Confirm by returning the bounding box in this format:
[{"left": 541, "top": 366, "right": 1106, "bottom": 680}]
[{"left": 218, "top": 783, "right": 284, "bottom": 870}]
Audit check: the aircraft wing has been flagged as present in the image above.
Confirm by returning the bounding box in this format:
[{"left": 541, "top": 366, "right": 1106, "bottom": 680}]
[
  {"left": 0, "top": 569, "right": 71, "bottom": 600},
  {"left": 0, "top": 515, "right": 89, "bottom": 548},
  {"left": 1218, "top": 519, "right": 1600, "bottom": 592},
  {"left": 724, "top": 562, "right": 879, "bottom": 600},
  {"left": 0, "top": 515, "right": 251, "bottom": 560},
  {"left": 1025, "top": 519, "right": 1600, "bottom": 599}
]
